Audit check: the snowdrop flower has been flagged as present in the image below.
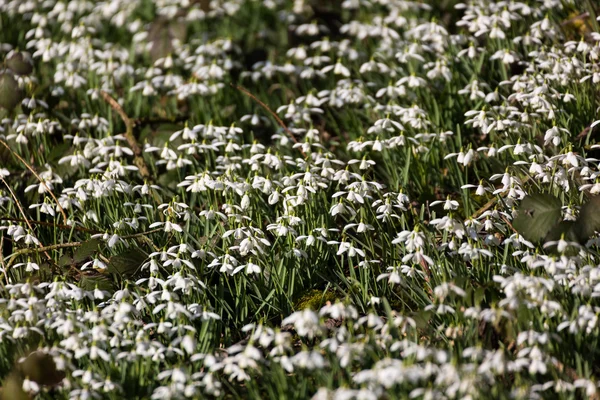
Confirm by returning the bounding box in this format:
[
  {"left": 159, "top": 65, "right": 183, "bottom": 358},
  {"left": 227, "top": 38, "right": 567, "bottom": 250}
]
[
  {"left": 445, "top": 148, "right": 475, "bottom": 166},
  {"left": 430, "top": 196, "right": 459, "bottom": 210},
  {"left": 321, "top": 60, "right": 351, "bottom": 77},
  {"left": 13, "top": 259, "right": 40, "bottom": 272},
  {"left": 282, "top": 309, "right": 322, "bottom": 339},
  {"left": 149, "top": 220, "right": 183, "bottom": 233}
]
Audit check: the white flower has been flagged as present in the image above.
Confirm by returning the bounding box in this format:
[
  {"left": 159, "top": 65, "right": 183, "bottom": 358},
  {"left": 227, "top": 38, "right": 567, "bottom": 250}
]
[
  {"left": 282, "top": 309, "right": 322, "bottom": 339},
  {"left": 321, "top": 60, "right": 351, "bottom": 77}
]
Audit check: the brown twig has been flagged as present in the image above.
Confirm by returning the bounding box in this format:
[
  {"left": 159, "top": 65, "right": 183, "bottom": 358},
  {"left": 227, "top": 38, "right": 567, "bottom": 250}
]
[
  {"left": 0, "top": 217, "right": 102, "bottom": 234},
  {"left": 6, "top": 241, "right": 82, "bottom": 269},
  {"left": 5, "top": 228, "right": 164, "bottom": 269},
  {"left": 470, "top": 175, "right": 532, "bottom": 220},
  {"left": 134, "top": 115, "right": 189, "bottom": 127},
  {"left": 501, "top": 215, "right": 518, "bottom": 234},
  {"left": 470, "top": 197, "right": 499, "bottom": 219},
  {"left": 122, "top": 228, "right": 163, "bottom": 239},
  {"left": 0, "top": 235, "right": 8, "bottom": 286},
  {"left": 0, "top": 139, "right": 68, "bottom": 224},
  {"left": 231, "top": 83, "right": 306, "bottom": 157},
  {"left": 560, "top": 12, "right": 590, "bottom": 26},
  {"left": 99, "top": 90, "right": 152, "bottom": 180}
]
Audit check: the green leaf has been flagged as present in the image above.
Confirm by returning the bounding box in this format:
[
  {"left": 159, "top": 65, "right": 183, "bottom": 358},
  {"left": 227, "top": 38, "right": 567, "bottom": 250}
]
[
  {"left": 78, "top": 274, "right": 114, "bottom": 292},
  {"left": 148, "top": 18, "right": 187, "bottom": 62},
  {"left": 543, "top": 220, "right": 580, "bottom": 256},
  {"left": 411, "top": 310, "right": 432, "bottom": 330},
  {"left": 0, "top": 372, "right": 28, "bottom": 400},
  {"left": 0, "top": 72, "right": 24, "bottom": 110},
  {"left": 46, "top": 141, "right": 72, "bottom": 162},
  {"left": 474, "top": 286, "right": 486, "bottom": 307},
  {"left": 19, "top": 351, "right": 65, "bottom": 386},
  {"left": 59, "top": 239, "right": 102, "bottom": 268},
  {"left": 73, "top": 239, "right": 102, "bottom": 264},
  {"left": 512, "top": 193, "right": 562, "bottom": 243},
  {"left": 575, "top": 195, "right": 600, "bottom": 242},
  {"left": 543, "top": 220, "right": 579, "bottom": 243},
  {"left": 6, "top": 51, "right": 34, "bottom": 75},
  {"left": 108, "top": 248, "right": 147, "bottom": 278}
]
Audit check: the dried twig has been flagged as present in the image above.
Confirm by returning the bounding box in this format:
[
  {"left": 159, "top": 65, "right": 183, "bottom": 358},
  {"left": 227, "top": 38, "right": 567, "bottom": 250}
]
[
  {"left": 6, "top": 242, "right": 82, "bottom": 269},
  {"left": 0, "top": 217, "right": 102, "bottom": 234},
  {"left": 99, "top": 90, "right": 152, "bottom": 180},
  {"left": 134, "top": 115, "right": 189, "bottom": 127},
  {"left": 501, "top": 215, "right": 518, "bottom": 234},
  {"left": 0, "top": 139, "right": 68, "bottom": 224},
  {"left": 0, "top": 235, "right": 8, "bottom": 286},
  {"left": 560, "top": 12, "right": 590, "bottom": 26},
  {"left": 470, "top": 175, "right": 532, "bottom": 220},
  {"left": 5, "top": 228, "right": 164, "bottom": 268},
  {"left": 470, "top": 196, "right": 499, "bottom": 219}
]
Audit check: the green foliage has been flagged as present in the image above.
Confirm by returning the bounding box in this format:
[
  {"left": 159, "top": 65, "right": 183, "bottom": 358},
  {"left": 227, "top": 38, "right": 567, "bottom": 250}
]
[
  {"left": 108, "top": 248, "right": 147, "bottom": 279},
  {"left": 293, "top": 289, "right": 337, "bottom": 310},
  {"left": 5, "top": 51, "right": 33, "bottom": 76},
  {"left": 0, "top": 71, "right": 23, "bottom": 110},
  {"left": 512, "top": 193, "right": 563, "bottom": 243},
  {"left": 1, "top": 0, "right": 600, "bottom": 399},
  {"left": 513, "top": 193, "right": 600, "bottom": 244}
]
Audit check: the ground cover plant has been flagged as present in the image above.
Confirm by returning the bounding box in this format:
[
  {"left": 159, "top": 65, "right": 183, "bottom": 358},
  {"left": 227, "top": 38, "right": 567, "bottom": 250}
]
[{"left": 1, "top": 0, "right": 600, "bottom": 398}]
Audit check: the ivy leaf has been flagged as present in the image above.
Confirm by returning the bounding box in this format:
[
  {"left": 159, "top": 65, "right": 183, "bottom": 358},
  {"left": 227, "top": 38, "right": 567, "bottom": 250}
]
[
  {"left": 0, "top": 372, "right": 28, "bottom": 400},
  {"left": 73, "top": 239, "right": 102, "bottom": 263},
  {"left": 148, "top": 18, "right": 187, "bottom": 62},
  {"left": 542, "top": 220, "right": 581, "bottom": 256},
  {"left": 78, "top": 274, "right": 114, "bottom": 292},
  {"left": 19, "top": 351, "right": 65, "bottom": 387},
  {"left": 108, "top": 248, "right": 147, "bottom": 278},
  {"left": 6, "top": 51, "right": 34, "bottom": 75},
  {"left": 512, "top": 193, "right": 562, "bottom": 243},
  {"left": 543, "top": 220, "right": 579, "bottom": 243},
  {"left": 575, "top": 195, "right": 600, "bottom": 243},
  {"left": 59, "top": 239, "right": 102, "bottom": 268},
  {"left": 0, "top": 72, "right": 24, "bottom": 110}
]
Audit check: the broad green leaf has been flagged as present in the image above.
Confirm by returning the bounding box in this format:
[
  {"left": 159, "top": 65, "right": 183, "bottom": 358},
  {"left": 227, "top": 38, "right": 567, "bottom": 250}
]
[
  {"left": 543, "top": 220, "right": 579, "bottom": 243},
  {"left": 59, "top": 239, "right": 102, "bottom": 268},
  {"left": 512, "top": 193, "right": 562, "bottom": 243},
  {"left": 46, "top": 141, "right": 72, "bottom": 163},
  {"left": 78, "top": 274, "right": 114, "bottom": 292},
  {"left": 474, "top": 286, "right": 486, "bottom": 307},
  {"left": 0, "top": 72, "right": 23, "bottom": 110},
  {"left": 73, "top": 239, "right": 102, "bottom": 264},
  {"left": 6, "top": 51, "right": 34, "bottom": 75},
  {"left": 0, "top": 372, "right": 28, "bottom": 400},
  {"left": 543, "top": 220, "right": 580, "bottom": 256},
  {"left": 411, "top": 310, "right": 432, "bottom": 330},
  {"left": 108, "top": 248, "right": 147, "bottom": 278},
  {"left": 19, "top": 351, "right": 65, "bottom": 386},
  {"left": 575, "top": 195, "right": 600, "bottom": 242}
]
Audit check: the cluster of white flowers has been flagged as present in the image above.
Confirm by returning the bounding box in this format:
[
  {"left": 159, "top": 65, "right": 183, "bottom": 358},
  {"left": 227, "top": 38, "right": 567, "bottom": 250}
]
[{"left": 1, "top": 0, "right": 600, "bottom": 398}]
